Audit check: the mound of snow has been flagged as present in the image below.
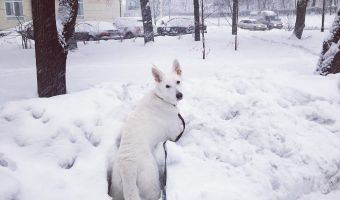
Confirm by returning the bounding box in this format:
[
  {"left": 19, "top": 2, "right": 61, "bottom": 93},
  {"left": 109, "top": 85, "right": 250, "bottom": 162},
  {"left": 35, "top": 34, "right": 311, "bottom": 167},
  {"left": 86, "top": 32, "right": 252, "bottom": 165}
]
[{"left": 1, "top": 66, "right": 340, "bottom": 200}]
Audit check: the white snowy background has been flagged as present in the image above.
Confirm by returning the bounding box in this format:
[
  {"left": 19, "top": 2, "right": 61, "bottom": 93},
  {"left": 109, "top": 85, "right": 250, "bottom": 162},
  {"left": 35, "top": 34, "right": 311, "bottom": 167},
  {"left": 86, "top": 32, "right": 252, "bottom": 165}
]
[{"left": 1, "top": 15, "right": 340, "bottom": 200}]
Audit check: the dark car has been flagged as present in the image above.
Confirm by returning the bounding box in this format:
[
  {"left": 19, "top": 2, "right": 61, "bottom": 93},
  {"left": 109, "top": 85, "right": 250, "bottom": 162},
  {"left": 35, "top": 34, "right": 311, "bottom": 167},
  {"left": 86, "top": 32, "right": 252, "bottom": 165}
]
[
  {"left": 250, "top": 11, "right": 283, "bottom": 30},
  {"left": 157, "top": 18, "right": 206, "bottom": 36}
]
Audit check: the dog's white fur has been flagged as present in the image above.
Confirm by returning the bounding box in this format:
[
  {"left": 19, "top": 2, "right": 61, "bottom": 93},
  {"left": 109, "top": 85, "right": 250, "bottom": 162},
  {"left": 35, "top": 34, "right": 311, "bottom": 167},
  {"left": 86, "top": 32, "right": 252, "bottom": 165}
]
[{"left": 111, "top": 59, "right": 184, "bottom": 200}]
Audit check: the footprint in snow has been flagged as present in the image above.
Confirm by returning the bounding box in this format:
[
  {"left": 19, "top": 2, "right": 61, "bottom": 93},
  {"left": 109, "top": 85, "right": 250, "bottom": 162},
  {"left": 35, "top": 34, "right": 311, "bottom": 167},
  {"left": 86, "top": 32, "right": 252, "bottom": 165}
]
[
  {"left": 0, "top": 153, "right": 17, "bottom": 171},
  {"left": 74, "top": 120, "right": 101, "bottom": 147},
  {"left": 31, "top": 107, "right": 45, "bottom": 119},
  {"left": 305, "top": 113, "right": 335, "bottom": 125},
  {"left": 59, "top": 156, "right": 77, "bottom": 169}
]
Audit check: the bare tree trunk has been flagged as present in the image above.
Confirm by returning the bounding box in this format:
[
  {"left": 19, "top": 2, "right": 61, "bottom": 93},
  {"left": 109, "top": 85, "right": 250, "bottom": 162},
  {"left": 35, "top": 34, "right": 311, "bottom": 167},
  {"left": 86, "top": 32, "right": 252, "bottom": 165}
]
[
  {"left": 322, "top": 0, "right": 326, "bottom": 32},
  {"left": 316, "top": 8, "right": 340, "bottom": 75},
  {"left": 232, "top": 0, "right": 238, "bottom": 51},
  {"left": 32, "top": 0, "right": 78, "bottom": 97},
  {"left": 32, "top": 0, "right": 66, "bottom": 97},
  {"left": 201, "top": 0, "right": 205, "bottom": 59},
  {"left": 293, "top": 0, "right": 309, "bottom": 39},
  {"left": 194, "top": 0, "right": 200, "bottom": 41},
  {"left": 140, "top": 0, "right": 154, "bottom": 43}
]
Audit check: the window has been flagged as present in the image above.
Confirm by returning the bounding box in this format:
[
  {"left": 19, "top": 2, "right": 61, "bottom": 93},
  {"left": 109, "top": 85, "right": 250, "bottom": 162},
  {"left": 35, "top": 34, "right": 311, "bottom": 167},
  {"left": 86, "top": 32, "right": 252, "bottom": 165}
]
[
  {"left": 77, "top": 0, "right": 84, "bottom": 18},
  {"left": 127, "top": 0, "right": 139, "bottom": 10},
  {"left": 5, "top": 0, "right": 23, "bottom": 18}
]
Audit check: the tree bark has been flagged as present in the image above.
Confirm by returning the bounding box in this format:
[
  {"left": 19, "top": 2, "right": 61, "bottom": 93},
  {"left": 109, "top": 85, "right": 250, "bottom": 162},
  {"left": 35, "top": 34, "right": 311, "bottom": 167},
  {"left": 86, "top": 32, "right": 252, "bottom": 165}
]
[
  {"left": 32, "top": 0, "right": 67, "bottom": 97},
  {"left": 194, "top": 0, "right": 200, "bottom": 41},
  {"left": 293, "top": 0, "right": 309, "bottom": 39},
  {"left": 59, "top": 0, "right": 78, "bottom": 51},
  {"left": 232, "top": 0, "right": 238, "bottom": 51},
  {"left": 201, "top": 0, "right": 205, "bottom": 59},
  {"left": 32, "top": 0, "right": 78, "bottom": 97},
  {"left": 140, "top": 0, "right": 154, "bottom": 44},
  {"left": 316, "top": 8, "right": 340, "bottom": 75}
]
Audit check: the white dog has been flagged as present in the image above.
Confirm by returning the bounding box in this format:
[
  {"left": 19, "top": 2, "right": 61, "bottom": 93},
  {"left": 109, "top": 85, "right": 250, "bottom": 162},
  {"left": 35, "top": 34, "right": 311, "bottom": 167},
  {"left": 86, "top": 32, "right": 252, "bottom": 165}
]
[{"left": 111, "top": 59, "right": 184, "bottom": 200}]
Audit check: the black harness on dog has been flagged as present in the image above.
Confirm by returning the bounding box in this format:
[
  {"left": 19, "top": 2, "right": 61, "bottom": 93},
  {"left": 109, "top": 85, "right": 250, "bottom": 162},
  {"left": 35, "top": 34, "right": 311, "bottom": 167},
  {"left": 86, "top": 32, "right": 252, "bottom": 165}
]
[{"left": 161, "top": 113, "right": 185, "bottom": 200}]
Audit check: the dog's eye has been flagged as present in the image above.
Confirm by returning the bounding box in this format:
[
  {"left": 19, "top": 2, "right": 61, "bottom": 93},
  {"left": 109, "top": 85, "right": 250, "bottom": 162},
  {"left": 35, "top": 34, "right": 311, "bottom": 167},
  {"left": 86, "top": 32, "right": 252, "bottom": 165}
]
[
  {"left": 176, "top": 81, "right": 180, "bottom": 84},
  {"left": 165, "top": 85, "right": 171, "bottom": 88}
]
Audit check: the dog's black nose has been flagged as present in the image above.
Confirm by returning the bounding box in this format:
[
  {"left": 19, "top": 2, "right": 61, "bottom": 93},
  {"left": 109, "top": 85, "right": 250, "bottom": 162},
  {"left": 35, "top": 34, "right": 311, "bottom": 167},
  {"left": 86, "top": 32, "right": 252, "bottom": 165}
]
[{"left": 176, "top": 92, "right": 183, "bottom": 100}]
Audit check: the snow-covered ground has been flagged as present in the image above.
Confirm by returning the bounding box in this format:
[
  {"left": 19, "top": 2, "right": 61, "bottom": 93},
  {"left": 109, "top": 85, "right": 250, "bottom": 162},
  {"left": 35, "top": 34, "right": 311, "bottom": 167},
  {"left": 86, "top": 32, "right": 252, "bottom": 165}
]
[{"left": 1, "top": 16, "right": 340, "bottom": 200}]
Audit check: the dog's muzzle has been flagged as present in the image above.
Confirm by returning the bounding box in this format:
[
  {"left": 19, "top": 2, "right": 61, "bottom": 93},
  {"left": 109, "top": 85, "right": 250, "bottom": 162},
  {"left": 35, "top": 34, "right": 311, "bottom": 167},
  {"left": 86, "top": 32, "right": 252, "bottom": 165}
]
[{"left": 176, "top": 92, "right": 183, "bottom": 100}]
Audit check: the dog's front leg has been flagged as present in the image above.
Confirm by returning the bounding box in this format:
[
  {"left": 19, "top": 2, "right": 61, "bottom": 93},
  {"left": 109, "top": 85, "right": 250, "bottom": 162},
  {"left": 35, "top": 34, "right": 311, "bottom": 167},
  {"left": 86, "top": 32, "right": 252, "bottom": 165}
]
[{"left": 119, "top": 160, "right": 141, "bottom": 200}]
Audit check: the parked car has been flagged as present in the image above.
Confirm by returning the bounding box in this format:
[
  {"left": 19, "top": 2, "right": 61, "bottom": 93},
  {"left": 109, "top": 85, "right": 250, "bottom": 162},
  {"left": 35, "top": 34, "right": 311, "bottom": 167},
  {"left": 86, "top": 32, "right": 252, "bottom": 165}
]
[
  {"left": 113, "top": 17, "right": 144, "bottom": 39},
  {"left": 238, "top": 19, "right": 267, "bottom": 31},
  {"left": 157, "top": 17, "right": 206, "bottom": 36},
  {"left": 250, "top": 10, "right": 283, "bottom": 29},
  {"left": 21, "top": 21, "right": 120, "bottom": 41},
  {"left": 75, "top": 21, "right": 121, "bottom": 41}
]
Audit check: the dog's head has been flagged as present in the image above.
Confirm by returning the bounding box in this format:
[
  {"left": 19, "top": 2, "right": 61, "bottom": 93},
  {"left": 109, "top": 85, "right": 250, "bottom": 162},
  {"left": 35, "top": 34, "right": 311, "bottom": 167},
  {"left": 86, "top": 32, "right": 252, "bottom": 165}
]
[{"left": 152, "top": 59, "right": 183, "bottom": 106}]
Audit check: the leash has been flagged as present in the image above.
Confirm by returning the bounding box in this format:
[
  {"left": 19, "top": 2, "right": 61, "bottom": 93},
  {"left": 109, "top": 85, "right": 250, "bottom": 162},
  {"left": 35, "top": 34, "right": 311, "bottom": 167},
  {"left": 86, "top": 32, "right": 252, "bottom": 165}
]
[{"left": 161, "top": 113, "right": 185, "bottom": 200}]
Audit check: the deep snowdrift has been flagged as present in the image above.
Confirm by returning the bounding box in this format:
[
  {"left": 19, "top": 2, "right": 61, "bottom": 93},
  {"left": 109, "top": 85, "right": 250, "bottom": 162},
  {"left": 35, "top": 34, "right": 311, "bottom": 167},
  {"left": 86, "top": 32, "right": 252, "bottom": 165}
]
[{"left": 1, "top": 23, "right": 340, "bottom": 200}]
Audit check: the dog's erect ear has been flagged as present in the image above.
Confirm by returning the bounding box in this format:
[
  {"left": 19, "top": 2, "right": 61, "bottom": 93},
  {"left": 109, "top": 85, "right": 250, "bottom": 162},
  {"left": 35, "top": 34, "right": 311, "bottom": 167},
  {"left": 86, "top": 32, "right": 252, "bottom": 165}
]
[
  {"left": 173, "top": 59, "right": 182, "bottom": 76},
  {"left": 152, "top": 66, "right": 163, "bottom": 83}
]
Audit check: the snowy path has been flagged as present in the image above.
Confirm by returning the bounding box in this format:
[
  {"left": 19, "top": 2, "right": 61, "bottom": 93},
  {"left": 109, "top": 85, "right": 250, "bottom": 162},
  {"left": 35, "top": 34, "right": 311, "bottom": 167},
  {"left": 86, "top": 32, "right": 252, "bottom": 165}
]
[{"left": 1, "top": 27, "right": 340, "bottom": 200}]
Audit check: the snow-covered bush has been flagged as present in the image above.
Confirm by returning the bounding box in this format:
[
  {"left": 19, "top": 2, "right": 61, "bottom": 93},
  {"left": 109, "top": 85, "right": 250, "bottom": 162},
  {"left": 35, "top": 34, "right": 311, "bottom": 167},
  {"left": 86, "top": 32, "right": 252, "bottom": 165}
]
[{"left": 316, "top": 8, "right": 340, "bottom": 75}]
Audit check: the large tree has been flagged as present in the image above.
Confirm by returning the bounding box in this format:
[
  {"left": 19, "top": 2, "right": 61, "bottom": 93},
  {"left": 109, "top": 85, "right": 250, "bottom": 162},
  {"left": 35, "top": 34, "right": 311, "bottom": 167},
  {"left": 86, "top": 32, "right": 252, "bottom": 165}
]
[
  {"left": 140, "top": 0, "right": 154, "bottom": 43},
  {"left": 316, "top": 8, "right": 340, "bottom": 75},
  {"left": 293, "top": 0, "right": 309, "bottom": 39},
  {"left": 31, "top": 0, "right": 78, "bottom": 97},
  {"left": 194, "top": 0, "right": 200, "bottom": 41}
]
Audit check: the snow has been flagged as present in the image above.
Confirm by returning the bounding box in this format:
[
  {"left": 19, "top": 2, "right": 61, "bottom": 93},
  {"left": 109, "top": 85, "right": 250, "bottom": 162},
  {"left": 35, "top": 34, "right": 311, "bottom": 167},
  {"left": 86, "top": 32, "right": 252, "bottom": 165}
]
[{"left": 1, "top": 15, "right": 340, "bottom": 200}]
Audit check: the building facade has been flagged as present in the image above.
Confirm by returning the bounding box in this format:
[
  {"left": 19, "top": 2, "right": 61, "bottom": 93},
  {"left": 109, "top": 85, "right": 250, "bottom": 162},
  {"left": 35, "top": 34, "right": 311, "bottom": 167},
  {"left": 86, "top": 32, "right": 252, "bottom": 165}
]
[{"left": 0, "top": 0, "right": 120, "bottom": 30}]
